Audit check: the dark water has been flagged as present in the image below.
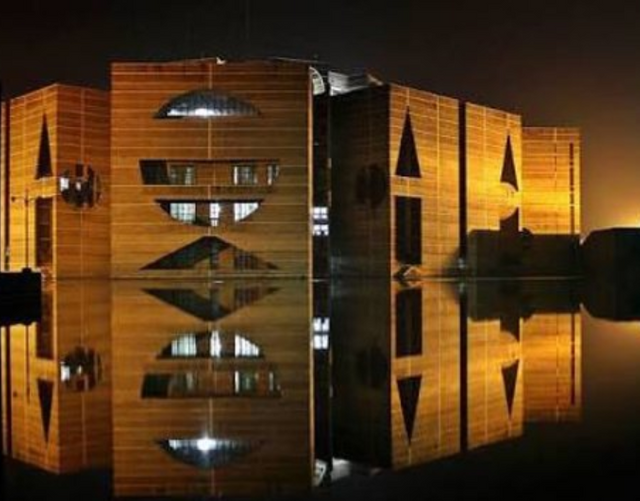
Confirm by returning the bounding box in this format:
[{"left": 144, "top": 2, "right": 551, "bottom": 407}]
[{"left": 1, "top": 278, "right": 640, "bottom": 500}]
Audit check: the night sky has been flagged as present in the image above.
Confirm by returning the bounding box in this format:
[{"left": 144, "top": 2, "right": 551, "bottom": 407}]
[{"left": 1, "top": 0, "right": 639, "bottom": 234}]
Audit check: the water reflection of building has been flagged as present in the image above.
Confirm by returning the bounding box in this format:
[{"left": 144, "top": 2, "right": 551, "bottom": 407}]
[
  {"left": 466, "top": 283, "right": 523, "bottom": 450},
  {"left": 326, "top": 280, "right": 581, "bottom": 476},
  {"left": 1, "top": 281, "right": 111, "bottom": 473},
  {"left": 111, "top": 280, "right": 312, "bottom": 498},
  {"left": 0, "top": 277, "right": 584, "bottom": 494},
  {"left": 468, "top": 280, "right": 582, "bottom": 424},
  {"left": 522, "top": 313, "right": 581, "bottom": 422},
  {"left": 466, "top": 281, "right": 582, "bottom": 424}
]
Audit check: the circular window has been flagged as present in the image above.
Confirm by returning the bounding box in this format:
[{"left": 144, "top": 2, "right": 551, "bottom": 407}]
[{"left": 59, "top": 165, "right": 102, "bottom": 209}]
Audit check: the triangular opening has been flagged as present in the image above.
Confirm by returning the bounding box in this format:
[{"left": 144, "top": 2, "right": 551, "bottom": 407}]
[
  {"left": 395, "top": 111, "right": 421, "bottom": 178},
  {"left": 35, "top": 116, "right": 53, "bottom": 179},
  {"left": 500, "top": 136, "right": 518, "bottom": 191},
  {"left": 501, "top": 360, "right": 519, "bottom": 416},
  {"left": 37, "top": 378, "right": 54, "bottom": 442},
  {"left": 397, "top": 375, "right": 422, "bottom": 442},
  {"left": 142, "top": 236, "right": 278, "bottom": 271}
]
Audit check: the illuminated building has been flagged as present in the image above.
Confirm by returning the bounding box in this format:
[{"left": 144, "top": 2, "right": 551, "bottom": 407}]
[
  {"left": 0, "top": 85, "right": 110, "bottom": 278},
  {"left": 1, "top": 58, "right": 580, "bottom": 278},
  {"left": 110, "top": 59, "right": 313, "bottom": 278},
  {"left": 331, "top": 87, "right": 581, "bottom": 278},
  {"left": 521, "top": 127, "right": 581, "bottom": 275}
]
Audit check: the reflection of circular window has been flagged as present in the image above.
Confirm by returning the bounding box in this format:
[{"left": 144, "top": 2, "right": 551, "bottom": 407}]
[
  {"left": 60, "top": 346, "right": 103, "bottom": 392},
  {"left": 499, "top": 182, "right": 519, "bottom": 220},
  {"left": 59, "top": 165, "right": 102, "bottom": 209}
]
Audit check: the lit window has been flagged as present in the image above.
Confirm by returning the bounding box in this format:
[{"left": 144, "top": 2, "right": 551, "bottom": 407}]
[
  {"left": 170, "top": 334, "right": 197, "bottom": 357},
  {"left": 234, "top": 371, "right": 258, "bottom": 394},
  {"left": 210, "top": 331, "right": 222, "bottom": 357},
  {"left": 209, "top": 203, "right": 221, "bottom": 227},
  {"left": 60, "top": 364, "right": 71, "bottom": 382},
  {"left": 267, "top": 164, "right": 280, "bottom": 185},
  {"left": 155, "top": 90, "right": 259, "bottom": 119},
  {"left": 313, "top": 224, "right": 329, "bottom": 237},
  {"left": 313, "top": 206, "right": 329, "bottom": 220},
  {"left": 169, "top": 165, "right": 196, "bottom": 185},
  {"left": 158, "top": 331, "right": 266, "bottom": 359},
  {"left": 314, "top": 334, "right": 329, "bottom": 350},
  {"left": 313, "top": 317, "right": 330, "bottom": 351},
  {"left": 233, "top": 164, "right": 258, "bottom": 185},
  {"left": 234, "top": 202, "right": 259, "bottom": 222},
  {"left": 234, "top": 335, "right": 261, "bottom": 358},
  {"left": 313, "top": 206, "right": 330, "bottom": 236},
  {"left": 314, "top": 317, "right": 330, "bottom": 333},
  {"left": 160, "top": 200, "right": 262, "bottom": 227},
  {"left": 170, "top": 203, "right": 196, "bottom": 223}
]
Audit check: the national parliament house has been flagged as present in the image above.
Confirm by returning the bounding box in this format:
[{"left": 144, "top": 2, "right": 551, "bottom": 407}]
[{"left": 0, "top": 58, "right": 580, "bottom": 279}]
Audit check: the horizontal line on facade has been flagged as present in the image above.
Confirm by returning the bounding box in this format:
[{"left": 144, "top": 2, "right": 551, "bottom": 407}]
[
  {"left": 111, "top": 127, "right": 308, "bottom": 133},
  {"left": 111, "top": 89, "right": 308, "bottom": 95}
]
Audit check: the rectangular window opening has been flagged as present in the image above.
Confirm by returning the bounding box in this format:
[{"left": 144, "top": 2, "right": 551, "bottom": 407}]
[
  {"left": 169, "top": 164, "right": 196, "bottom": 185},
  {"left": 170, "top": 203, "right": 196, "bottom": 223},
  {"left": 395, "top": 288, "right": 423, "bottom": 357},
  {"left": 267, "top": 164, "right": 280, "bottom": 185},
  {"left": 233, "top": 164, "right": 258, "bottom": 185},
  {"left": 395, "top": 196, "right": 422, "bottom": 265}
]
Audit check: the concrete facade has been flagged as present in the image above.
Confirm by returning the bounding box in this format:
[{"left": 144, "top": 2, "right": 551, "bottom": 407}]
[
  {"left": 1, "top": 85, "right": 110, "bottom": 278},
  {"left": 110, "top": 59, "right": 312, "bottom": 278},
  {"left": 1, "top": 59, "right": 581, "bottom": 279}
]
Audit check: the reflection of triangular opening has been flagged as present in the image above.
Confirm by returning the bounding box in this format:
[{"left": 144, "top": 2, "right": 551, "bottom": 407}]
[
  {"left": 144, "top": 286, "right": 279, "bottom": 321},
  {"left": 500, "top": 136, "right": 518, "bottom": 191},
  {"left": 142, "top": 236, "right": 278, "bottom": 271},
  {"left": 35, "top": 116, "right": 53, "bottom": 179},
  {"left": 395, "top": 111, "right": 421, "bottom": 178},
  {"left": 37, "top": 378, "right": 54, "bottom": 442},
  {"left": 397, "top": 376, "right": 422, "bottom": 442},
  {"left": 501, "top": 360, "right": 519, "bottom": 416}
]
